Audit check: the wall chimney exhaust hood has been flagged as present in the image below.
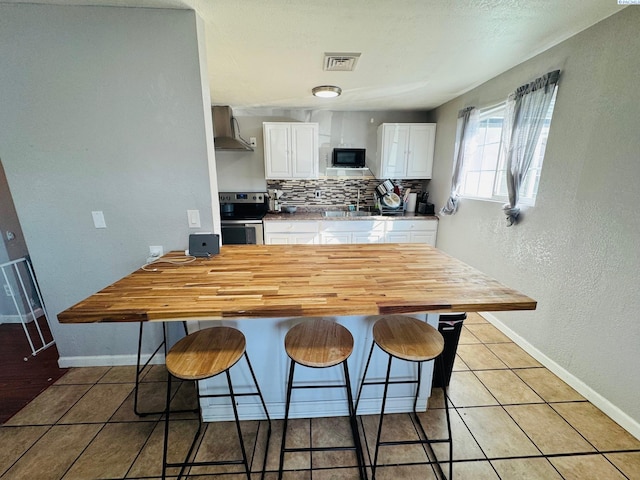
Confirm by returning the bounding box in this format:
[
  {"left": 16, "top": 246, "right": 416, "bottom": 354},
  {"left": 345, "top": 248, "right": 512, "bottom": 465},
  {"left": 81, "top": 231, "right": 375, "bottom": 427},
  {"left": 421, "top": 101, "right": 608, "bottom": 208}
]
[{"left": 212, "top": 106, "right": 254, "bottom": 152}]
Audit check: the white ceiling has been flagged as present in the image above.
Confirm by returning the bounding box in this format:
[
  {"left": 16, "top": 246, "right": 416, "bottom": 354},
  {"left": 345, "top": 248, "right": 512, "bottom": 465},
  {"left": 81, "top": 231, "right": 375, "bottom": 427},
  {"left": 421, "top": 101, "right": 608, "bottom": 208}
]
[{"left": 4, "top": 0, "right": 625, "bottom": 110}]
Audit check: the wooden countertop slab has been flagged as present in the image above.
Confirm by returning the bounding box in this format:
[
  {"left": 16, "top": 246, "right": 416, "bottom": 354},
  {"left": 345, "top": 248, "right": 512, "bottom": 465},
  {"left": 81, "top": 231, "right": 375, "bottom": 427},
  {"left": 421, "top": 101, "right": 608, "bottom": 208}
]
[{"left": 57, "top": 244, "right": 536, "bottom": 324}]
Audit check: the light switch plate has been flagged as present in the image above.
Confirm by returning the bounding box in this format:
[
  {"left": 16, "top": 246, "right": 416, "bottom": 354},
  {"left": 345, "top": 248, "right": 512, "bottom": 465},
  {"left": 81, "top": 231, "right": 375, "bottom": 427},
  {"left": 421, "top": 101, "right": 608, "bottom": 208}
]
[
  {"left": 187, "top": 209, "right": 201, "bottom": 228},
  {"left": 91, "top": 211, "right": 106, "bottom": 228}
]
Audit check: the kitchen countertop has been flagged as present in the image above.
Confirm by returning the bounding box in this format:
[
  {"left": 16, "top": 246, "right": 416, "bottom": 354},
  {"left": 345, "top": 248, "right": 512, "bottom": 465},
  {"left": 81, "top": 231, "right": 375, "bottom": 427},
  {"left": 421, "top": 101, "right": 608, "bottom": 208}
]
[
  {"left": 264, "top": 211, "right": 438, "bottom": 221},
  {"left": 58, "top": 244, "right": 535, "bottom": 324}
]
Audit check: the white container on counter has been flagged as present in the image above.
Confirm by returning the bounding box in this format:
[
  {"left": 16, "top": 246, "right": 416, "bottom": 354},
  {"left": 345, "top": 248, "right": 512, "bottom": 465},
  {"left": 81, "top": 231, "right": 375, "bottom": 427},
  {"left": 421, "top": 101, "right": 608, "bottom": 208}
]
[{"left": 406, "top": 192, "right": 418, "bottom": 213}]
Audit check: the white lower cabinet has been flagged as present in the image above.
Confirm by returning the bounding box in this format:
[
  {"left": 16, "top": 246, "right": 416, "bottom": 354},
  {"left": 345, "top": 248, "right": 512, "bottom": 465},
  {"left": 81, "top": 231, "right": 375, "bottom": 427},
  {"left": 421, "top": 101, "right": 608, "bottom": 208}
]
[
  {"left": 384, "top": 219, "right": 438, "bottom": 246},
  {"left": 263, "top": 221, "right": 319, "bottom": 244},
  {"left": 264, "top": 218, "right": 437, "bottom": 246},
  {"left": 320, "top": 220, "right": 385, "bottom": 244}
]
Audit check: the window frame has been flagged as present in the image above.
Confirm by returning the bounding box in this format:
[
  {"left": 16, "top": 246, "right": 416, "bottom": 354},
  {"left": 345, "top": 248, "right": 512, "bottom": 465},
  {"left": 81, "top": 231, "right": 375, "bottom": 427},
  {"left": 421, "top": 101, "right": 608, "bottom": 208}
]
[{"left": 459, "top": 92, "right": 556, "bottom": 207}]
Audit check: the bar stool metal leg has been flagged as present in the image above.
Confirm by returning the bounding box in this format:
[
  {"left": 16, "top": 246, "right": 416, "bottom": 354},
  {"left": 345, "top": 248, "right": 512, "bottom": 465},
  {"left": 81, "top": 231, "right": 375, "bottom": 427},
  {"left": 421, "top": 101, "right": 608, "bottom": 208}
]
[
  {"left": 243, "top": 351, "right": 273, "bottom": 478},
  {"left": 161, "top": 374, "right": 203, "bottom": 480},
  {"left": 279, "top": 318, "right": 366, "bottom": 480},
  {"left": 135, "top": 321, "right": 196, "bottom": 417},
  {"left": 277, "top": 360, "right": 296, "bottom": 480},
  {"left": 278, "top": 358, "right": 367, "bottom": 480},
  {"left": 162, "top": 327, "right": 272, "bottom": 480},
  {"left": 226, "top": 369, "right": 251, "bottom": 480},
  {"left": 357, "top": 316, "right": 453, "bottom": 479},
  {"left": 343, "top": 360, "right": 368, "bottom": 480},
  {"left": 355, "top": 340, "right": 376, "bottom": 413}
]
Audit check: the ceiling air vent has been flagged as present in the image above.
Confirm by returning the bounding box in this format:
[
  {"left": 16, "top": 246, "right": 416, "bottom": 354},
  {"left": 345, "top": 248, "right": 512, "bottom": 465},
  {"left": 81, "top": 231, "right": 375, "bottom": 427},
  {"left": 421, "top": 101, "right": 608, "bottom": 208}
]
[{"left": 323, "top": 52, "right": 361, "bottom": 72}]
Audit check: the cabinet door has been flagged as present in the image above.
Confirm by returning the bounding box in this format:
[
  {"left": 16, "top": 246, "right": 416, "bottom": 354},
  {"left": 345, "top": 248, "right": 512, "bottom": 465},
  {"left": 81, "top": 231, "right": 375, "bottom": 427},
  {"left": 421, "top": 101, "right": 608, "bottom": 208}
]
[
  {"left": 264, "top": 123, "right": 291, "bottom": 179},
  {"left": 320, "top": 232, "right": 351, "bottom": 244},
  {"left": 264, "top": 233, "right": 318, "bottom": 244},
  {"left": 385, "top": 231, "right": 412, "bottom": 243},
  {"left": 352, "top": 231, "right": 384, "bottom": 244},
  {"left": 406, "top": 124, "right": 436, "bottom": 178},
  {"left": 410, "top": 231, "right": 436, "bottom": 246},
  {"left": 385, "top": 220, "right": 438, "bottom": 246},
  {"left": 381, "top": 125, "right": 410, "bottom": 178},
  {"left": 290, "top": 123, "right": 318, "bottom": 178}
]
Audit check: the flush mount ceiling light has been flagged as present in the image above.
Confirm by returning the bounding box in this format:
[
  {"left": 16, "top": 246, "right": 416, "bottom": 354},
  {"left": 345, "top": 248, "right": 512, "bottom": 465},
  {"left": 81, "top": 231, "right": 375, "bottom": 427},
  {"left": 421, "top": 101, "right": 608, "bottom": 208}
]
[{"left": 312, "top": 85, "right": 342, "bottom": 98}]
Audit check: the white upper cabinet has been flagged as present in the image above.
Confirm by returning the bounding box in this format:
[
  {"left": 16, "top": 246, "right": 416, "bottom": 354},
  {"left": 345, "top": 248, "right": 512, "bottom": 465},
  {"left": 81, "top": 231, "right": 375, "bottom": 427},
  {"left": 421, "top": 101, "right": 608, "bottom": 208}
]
[
  {"left": 263, "top": 122, "right": 319, "bottom": 179},
  {"left": 372, "top": 123, "right": 436, "bottom": 179}
]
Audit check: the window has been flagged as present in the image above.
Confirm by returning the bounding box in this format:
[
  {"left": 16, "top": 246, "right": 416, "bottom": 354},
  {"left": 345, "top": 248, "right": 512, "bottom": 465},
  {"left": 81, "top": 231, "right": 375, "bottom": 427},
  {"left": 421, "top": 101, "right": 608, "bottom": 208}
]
[{"left": 460, "top": 92, "right": 556, "bottom": 205}]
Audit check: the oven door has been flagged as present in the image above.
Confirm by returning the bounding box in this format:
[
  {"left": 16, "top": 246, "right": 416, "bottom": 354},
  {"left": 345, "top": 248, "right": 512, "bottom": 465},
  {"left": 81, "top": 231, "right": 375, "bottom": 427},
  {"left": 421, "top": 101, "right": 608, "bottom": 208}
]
[{"left": 221, "top": 222, "right": 264, "bottom": 245}]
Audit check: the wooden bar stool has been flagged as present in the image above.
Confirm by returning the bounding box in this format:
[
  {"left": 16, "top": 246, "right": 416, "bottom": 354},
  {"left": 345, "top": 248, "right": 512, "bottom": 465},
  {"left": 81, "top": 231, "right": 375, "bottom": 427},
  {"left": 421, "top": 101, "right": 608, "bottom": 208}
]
[
  {"left": 278, "top": 318, "right": 367, "bottom": 480},
  {"left": 355, "top": 315, "right": 453, "bottom": 479},
  {"left": 134, "top": 320, "right": 198, "bottom": 416},
  {"left": 162, "top": 326, "right": 271, "bottom": 480}
]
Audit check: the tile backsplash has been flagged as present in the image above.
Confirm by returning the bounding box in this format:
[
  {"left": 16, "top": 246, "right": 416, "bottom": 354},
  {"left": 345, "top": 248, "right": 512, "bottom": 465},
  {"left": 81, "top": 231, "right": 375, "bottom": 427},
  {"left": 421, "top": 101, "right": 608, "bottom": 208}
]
[{"left": 267, "top": 178, "right": 427, "bottom": 209}]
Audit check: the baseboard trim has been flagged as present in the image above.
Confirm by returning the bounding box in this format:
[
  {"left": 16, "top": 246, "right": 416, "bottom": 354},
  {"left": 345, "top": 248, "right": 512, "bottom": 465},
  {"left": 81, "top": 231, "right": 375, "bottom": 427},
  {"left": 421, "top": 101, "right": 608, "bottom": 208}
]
[
  {"left": 482, "top": 312, "right": 640, "bottom": 441},
  {"left": 57, "top": 354, "right": 165, "bottom": 368}
]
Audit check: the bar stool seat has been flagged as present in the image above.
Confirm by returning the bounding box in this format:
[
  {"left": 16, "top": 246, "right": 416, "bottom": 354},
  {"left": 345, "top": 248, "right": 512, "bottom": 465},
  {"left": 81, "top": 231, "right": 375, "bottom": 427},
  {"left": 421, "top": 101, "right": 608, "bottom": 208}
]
[
  {"left": 166, "top": 326, "right": 245, "bottom": 379},
  {"left": 284, "top": 318, "right": 354, "bottom": 367},
  {"left": 373, "top": 315, "right": 444, "bottom": 362},
  {"left": 279, "top": 318, "right": 367, "bottom": 480},
  {"left": 162, "top": 326, "right": 271, "bottom": 480},
  {"left": 357, "top": 315, "right": 453, "bottom": 479}
]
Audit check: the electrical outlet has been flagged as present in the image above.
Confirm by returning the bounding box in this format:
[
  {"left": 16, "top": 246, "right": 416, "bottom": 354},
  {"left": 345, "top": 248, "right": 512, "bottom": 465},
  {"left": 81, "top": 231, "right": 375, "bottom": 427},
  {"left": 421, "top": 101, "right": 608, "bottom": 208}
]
[
  {"left": 315, "top": 190, "right": 322, "bottom": 199},
  {"left": 249, "top": 137, "right": 257, "bottom": 147},
  {"left": 149, "top": 246, "right": 163, "bottom": 258},
  {"left": 4, "top": 284, "right": 12, "bottom": 297}
]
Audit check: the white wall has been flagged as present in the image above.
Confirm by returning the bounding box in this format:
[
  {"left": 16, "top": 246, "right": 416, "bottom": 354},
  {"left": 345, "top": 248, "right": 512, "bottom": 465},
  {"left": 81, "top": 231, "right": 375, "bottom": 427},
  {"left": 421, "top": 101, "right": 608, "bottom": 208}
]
[
  {"left": 429, "top": 7, "right": 640, "bottom": 432},
  {"left": 0, "top": 4, "right": 217, "bottom": 362}
]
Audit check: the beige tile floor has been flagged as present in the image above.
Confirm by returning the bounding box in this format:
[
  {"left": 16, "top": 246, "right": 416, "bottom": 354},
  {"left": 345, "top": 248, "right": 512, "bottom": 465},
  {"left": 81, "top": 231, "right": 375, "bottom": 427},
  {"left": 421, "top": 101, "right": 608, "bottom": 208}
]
[{"left": 1, "top": 313, "right": 639, "bottom": 479}]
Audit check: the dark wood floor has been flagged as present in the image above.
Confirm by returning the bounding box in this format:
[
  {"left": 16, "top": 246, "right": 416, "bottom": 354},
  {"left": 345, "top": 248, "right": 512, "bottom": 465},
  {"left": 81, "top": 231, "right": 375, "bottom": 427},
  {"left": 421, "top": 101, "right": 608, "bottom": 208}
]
[{"left": 0, "top": 318, "right": 68, "bottom": 423}]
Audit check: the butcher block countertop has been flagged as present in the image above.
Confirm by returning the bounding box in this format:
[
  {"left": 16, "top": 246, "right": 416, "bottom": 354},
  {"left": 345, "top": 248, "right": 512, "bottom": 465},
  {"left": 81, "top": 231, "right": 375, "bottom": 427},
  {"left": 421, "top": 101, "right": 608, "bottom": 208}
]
[{"left": 57, "top": 244, "right": 536, "bottom": 324}]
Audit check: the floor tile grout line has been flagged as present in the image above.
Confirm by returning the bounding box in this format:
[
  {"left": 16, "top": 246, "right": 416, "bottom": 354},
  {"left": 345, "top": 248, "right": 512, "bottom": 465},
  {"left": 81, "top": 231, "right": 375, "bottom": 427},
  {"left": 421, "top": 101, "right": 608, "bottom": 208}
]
[
  {"left": 466, "top": 320, "right": 638, "bottom": 479},
  {"left": 41, "top": 372, "right": 108, "bottom": 480},
  {"left": 122, "top": 413, "right": 163, "bottom": 478},
  {"left": 0, "top": 423, "right": 55, "bottom": 478},
  {"left": 468, "top": 332, "right": 594, "bottom": 465},
  {"left": 60, "top": 366, "right": 153, "bottom": 480},
  {"left": 468, "top": 341, "right": 611, "bottom": 457},
  {"left": 458, "top": 333, "right": 554, "bottom": 477},
  {"left": 4, "top": 324, "right": 639, "bottom": 479}
]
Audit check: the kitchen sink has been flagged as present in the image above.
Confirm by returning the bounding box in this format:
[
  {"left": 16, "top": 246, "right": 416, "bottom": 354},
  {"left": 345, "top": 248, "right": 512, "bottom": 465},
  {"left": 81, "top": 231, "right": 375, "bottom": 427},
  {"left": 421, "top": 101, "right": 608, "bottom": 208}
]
[
  {"left": 323, "top": 211, "right": 347, "bottom": 217},
  {"left": 347, "top": 211, "right": 374, "bottom": 217}
]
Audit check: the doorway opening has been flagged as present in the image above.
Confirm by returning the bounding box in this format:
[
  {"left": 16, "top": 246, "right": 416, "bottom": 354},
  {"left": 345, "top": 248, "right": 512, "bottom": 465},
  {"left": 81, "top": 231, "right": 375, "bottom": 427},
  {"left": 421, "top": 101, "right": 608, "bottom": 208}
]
[{"left": 0, "top": 159, "right": 67, "bottom": 423}]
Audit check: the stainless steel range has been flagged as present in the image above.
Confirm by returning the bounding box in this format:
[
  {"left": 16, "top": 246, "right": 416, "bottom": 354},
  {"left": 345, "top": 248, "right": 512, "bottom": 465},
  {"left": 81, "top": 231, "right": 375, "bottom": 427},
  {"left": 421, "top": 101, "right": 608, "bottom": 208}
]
[{"left": 219, "top": 192, "right": 268, "bottom": 245}]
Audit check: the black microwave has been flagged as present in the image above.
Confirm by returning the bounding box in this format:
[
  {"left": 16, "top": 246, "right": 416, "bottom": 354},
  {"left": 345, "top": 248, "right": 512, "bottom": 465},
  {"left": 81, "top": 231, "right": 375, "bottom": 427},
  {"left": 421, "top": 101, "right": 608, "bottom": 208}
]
[{"left": 332, "top": 148, "right": 366, "bottom": 168}]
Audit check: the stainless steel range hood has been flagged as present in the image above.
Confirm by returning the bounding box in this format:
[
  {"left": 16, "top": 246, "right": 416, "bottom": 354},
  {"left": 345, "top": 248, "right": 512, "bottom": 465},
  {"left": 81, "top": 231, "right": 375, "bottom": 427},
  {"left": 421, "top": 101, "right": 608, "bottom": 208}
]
[{"left": 212, "top": 106, "right": 254, "bottom": 152}]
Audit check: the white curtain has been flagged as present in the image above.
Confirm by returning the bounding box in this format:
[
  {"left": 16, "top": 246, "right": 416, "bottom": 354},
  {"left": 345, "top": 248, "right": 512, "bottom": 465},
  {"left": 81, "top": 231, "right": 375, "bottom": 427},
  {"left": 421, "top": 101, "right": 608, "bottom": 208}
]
[
  {"left": 440, "top": 106, "right": 477, "bottom": 215},
  {"left": 501, "top": 70, "right": 560, "bottom": 226}
]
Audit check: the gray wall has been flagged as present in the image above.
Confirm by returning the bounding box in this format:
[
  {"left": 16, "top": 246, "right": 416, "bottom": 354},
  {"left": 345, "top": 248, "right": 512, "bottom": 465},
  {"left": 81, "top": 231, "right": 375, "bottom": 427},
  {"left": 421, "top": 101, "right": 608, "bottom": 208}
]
[
  {"left": 215, "top": 109, "right": 429, "bottom": 191},
  {"left": 429, "top": 7, "right": 640, "bottom": 431},
  {"left": 0, "top": 4, "right": 216, "bottom": 362}
]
